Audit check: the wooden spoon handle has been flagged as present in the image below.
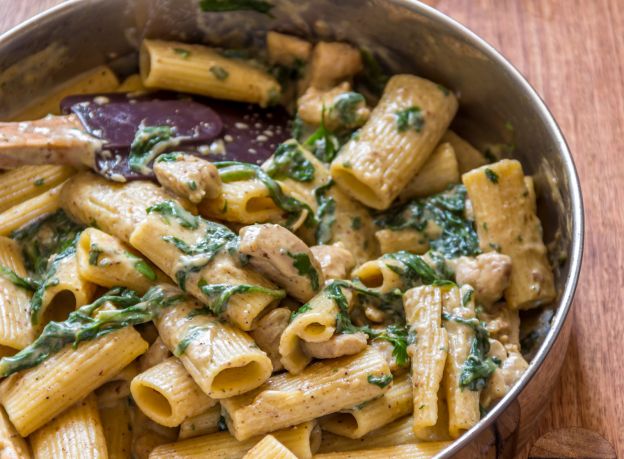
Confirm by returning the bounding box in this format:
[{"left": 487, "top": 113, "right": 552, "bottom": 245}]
[{"left": 0, "top": 114, "right": 100, "bottom": 169}]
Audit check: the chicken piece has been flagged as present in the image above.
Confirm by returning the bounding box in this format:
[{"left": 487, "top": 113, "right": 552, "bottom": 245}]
[
  {"left": 479, "top": 302, "right": 521, "bottom": 346},
  {"left": 297, "top": 82, "right": 370, "bottom": 131},
  {"left": 239, "top": 224, "right": 324, "bottom": 302},
  {"left": 267, "top": 31, "right": 312, "bottom": 67},
  {"left": 302, "top": 332, "right": 368, "bottom": 359},
  {"left": 480, "top": 340, "right": 529, "bottom": 408},
  {"left": 138, "top": 337, "right": 171, "bottom": 372},
  {"left": 250, "top": 307, "right": 291, "bottom": 372},
  {"left": 153, "top": 152, "right": 222, "bottom": 204},
  {"left": 300, "top": 41, "right": 363, "bottom": 91},
  {"left": 310, "top": 243, "right": 355, "bottom": 280},
  {"left": 454, "top": 252, "right": 512, "bottom": 305}
]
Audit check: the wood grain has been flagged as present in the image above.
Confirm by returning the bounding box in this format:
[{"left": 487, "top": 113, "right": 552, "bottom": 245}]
[{"left": 1, "top": 0, "right": 623, "bottom": 457}]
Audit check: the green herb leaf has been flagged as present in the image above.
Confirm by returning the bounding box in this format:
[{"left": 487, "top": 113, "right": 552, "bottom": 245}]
[
  {"left": 196, "top": 281, "right": 285, "bottom": 316},
  {"left": 199, "top": 0, "right": 273, "bottom": 15},
  {"left": 173, "top": 48, "right": 191, "bottom": 59},
  {"left": 129, "top": 125, "right": 175, "bottom": 174},
  {"left": 0, "top": 265, "right": 39, "bottom": 291},
  {"left": 88, "top": 244, "right": 102, "bottom": 266},
  {"left": 266, "top": 141, "right": 315, "bottom": 182},
  {"left": 367, "top": 373, "right": 393, "bottom": 388},
  {"left": 330, "top": 92, "right": 366, "bottom": 128},
  {"left": 287, "top": 251, "right": 320, "bottom": 291},
  {"left": 395, "top": 106, "right": 425, "bottom": 133},
  {"left": 134, "top": 260, "right": 157, "bottom": 281},
  {"left": 209, "top": 65, "right": 229, "bottom": 81},
  {"left": 0, "top": 286, "right": 185, "bottom": 378},
  {"left": 485, "top": 168, "right": 499, "bottom": 184},
  {"left": 34, "top": 178, "right": 45, "bottom": 187},
  {"left": 359, "top": 49, "right": 389, "bottom": 96},
  {"left": 147, "top": 201, "right": 199, "bottom": 230}
]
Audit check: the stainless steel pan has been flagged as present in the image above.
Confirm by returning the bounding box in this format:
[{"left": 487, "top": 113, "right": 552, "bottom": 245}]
[{"left": 0, "top": 1, "right": 583, "bottom": 456}]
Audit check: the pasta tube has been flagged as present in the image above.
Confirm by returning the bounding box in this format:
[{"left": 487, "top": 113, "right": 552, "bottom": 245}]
[
  {"left": 221, "top": 347, "right": 391, "bottom": 440},
  {"left": 130, "top": 212, "right": 282, "bottom": 331},
  {"left": 61, "top": 172, "right": 185, "bottom": 243},
  {"left": 179, "top": 404, "right": 221, "bottom": 440},
  {"left": 99, "top": 398, "right": 133, "bottom": 459},
  {"left": 0, "top": 326, "right": 147, "bottom": 436},
  {"left": 0, "top": 165, "right": 74, "bottom": 213},
  {"left": 30, "top": 393, "right": 107, "bottom": 459},
  {"left": 314, "top": 442, "right": 451, "bottom": 459},
  {"left": 34, "top": 250, "right": 97, "bottom": 325},
  {"left": 0, "top": 236, "right": 35, "bottom": 351},
  {"left": 76, "top": 228, "right": 167, "bottom": 294},
  {"left": 441, "top": 285, "right": 480, "bottom": 438},
  {"left": 243, "top": 435, "right": 297, "bottom": 459},
  {"left": 462, "top": 160, "right": 555, "bottom": 309},
  {"left": 0, "top": 406, "right": 29, "bottom": 458},
  {"left": 155, "top": 297, "right": 272, "bottom": 399},
  {"left": 198, "top": 179, "right": 284, "bottom": 224},
  {"left": 320, "top": 373, "right": 412, "bottom": 439},
  {"left": 440, "top": 130, "right": 487, "bottom": 173},
  {"left": 403, "top": 285, "right": 448, "bottom": 432},
  {"left": 0, "top": 183, "right": 64, "bottom": 236},
  {"left": 151, "top": 421, "right": 320, "bottom": 459},
  {"left": 264, "top": 144, "right": 378, "bottom": 263},
  {"left": 279, "top": 287, "right": 350, "bottom": 374},
  {"left": 131, "top": 357, "right": 216, "bottom": 427},
  {"left": 141, "top": 39, "right": 281, "bottom": 107},
  {"left": 319, "top": 415, "right": 416, "bottom": 453},
  {"left": 330, "top": 75, "right": 458, "bottom": 209},
  {"left": 374, "top": 228, "right": 430, "bottom": 254},
  {"left": 398, "top": 142, "right": 460, "bottom": 200}
]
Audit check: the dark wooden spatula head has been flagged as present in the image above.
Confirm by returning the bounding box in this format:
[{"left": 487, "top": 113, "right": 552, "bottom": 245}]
[{"left": 60, "top": 92, "right": 292, "bottom": 180}]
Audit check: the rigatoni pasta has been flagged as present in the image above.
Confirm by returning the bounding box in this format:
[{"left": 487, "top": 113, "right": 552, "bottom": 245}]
[
  {"left": 0, "top": 28, "right": 558, "bottom": 457},
  {"left": 330, "top": 74, "right": 458, "bottom": 209}
]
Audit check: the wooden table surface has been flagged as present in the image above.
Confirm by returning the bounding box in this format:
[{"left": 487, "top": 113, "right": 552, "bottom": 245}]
[{"left": 1, "top": 0, "right": 622, "bottom": 457}]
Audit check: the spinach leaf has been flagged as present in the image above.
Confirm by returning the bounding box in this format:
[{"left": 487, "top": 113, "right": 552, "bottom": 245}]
[
  {"left": 287, "top": 251, "right": 320, "bottom": 291},
  {"left": 195, "top": 281, "right": 285, "bottom": 316},
  {"left": 129, "top": 125, "right": 176, "bottom": 174},
  {"left": 0, "top": 286, "right": 185, "bottom": 377},
  {"left": 199, "top": 0, "right": 273, "bottom": 15},
  {"left": 266, "top": 142, "right": 315, "bottom": 182},
  {"left": 313, "top": 180, "right": 337, "bottom": 244},
  {"left": 367, "top": 373, "right": 393, "bottom": 388},
  {"left": 395, "top": 106, "right": 425, "bottom": 133},
  {"left": 147, "top": 201, "right": 199, "bottom": 230}
]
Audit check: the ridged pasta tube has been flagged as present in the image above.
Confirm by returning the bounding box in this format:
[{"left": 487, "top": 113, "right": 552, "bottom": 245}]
[
  {"left": 141, "top": 39, "right": 281, "bottom": 107},
  {"left": 398, "top": 142, "right": 460, "bottom": 200},
  {"left": 61, "top": 172, "right": 187, "bottom": 243},
  {"left": 130, "top": 213, "right": 281, "bottom": 331},
  {"left": 99, "top": 398, "right": 133, "bottom": 459},
  {"left": 440, "top": 130, "right": 487, "bottom": 173},
  {"left": 0, "top": 326, "right": 147, "bottom": 436},
  {"left": 0, "top": 165, "right": 74, "bottom": 213},
  {"left": 320, "top": 373, "right": 413, "bottom": 439},
  {"left": 331, "top": 75, "right": 458, "bottom": 209},
  {"left": 314, "top": 442, "right": 451, "bottom": 459},
  {"left": 462, "top": 160, "right": 555, "bottom": 309},
  {"left": 0, "top": 406, "right": 29, "bottom": 458},
  {"left": 0, "top": 237, "right": 35, "bottom": 351},
  {"left": 155, "top": 297, "right": 273, "bottom": 399},
  {"left": 30, "top": 393, "right": 107, "bottom": 459},
  {"left": 441, "top": 285, "right": 480, "bottom": 438},
  {"left": 178, "top": 404, "right": 221, "bottom": 440},
  {"left": 77, "top": 228, "right": 167, "bottom": 294},
  {"left": 0, "top": 183, "right": 64, "bottom": 236},
  {"left": 319, "top": 415, "right": 417, "bottom": 453},
  {"left": 130, "top": 357, "right": 216, "bottom": 427},
  {"left": 221, "top": 347, "right": 391, "bottom": 440},
  {"left": 151, "top": 421, "right": 321, "bottom": 459},
  {"left": 403, "top": 285, "right": 448, "bottom": 432},
  {"left": 243, "top": 435, "right": 297, "bottom": 459}
]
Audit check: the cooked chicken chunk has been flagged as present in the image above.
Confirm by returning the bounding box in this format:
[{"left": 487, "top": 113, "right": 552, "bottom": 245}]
[
  {"left": 239, "top": 224, "right": 324, "bottom": 302},
  {"left": 310, "top": 243, "right": 355, "bottom": 280},
  {"left": 300, "top": 41, "right": 363, "bottom": 91},
  {"left": 454, "top": 252, "right": 512, "bottom": 305},
  {"left": 297, "top": 82, "right": 370, "bottom": 131},
  {"left": 302, "top": 332, "right": 368, "bottom": 359},
  {"left": 267, "top": 31, "right": 312, "bottom": 67},
  {"left": 153, "top": 153, "right": 221, "bottom": 204},
  {"left": 250, "top": 307, "right": 291, "bottom": 372}
]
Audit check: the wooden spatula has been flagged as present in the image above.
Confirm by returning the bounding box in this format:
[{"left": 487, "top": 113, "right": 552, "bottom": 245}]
[{"left": 0, "top": 92, "right": 291, "bottom": 181}]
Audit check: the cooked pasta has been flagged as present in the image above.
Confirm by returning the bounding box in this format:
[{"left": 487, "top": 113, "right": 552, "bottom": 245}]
[
  {"left": 30, "top": 393, "right": 107, "bottom": 459},
  {"left": 0, "top": 27, "right": 557, "bottom": 457}
]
